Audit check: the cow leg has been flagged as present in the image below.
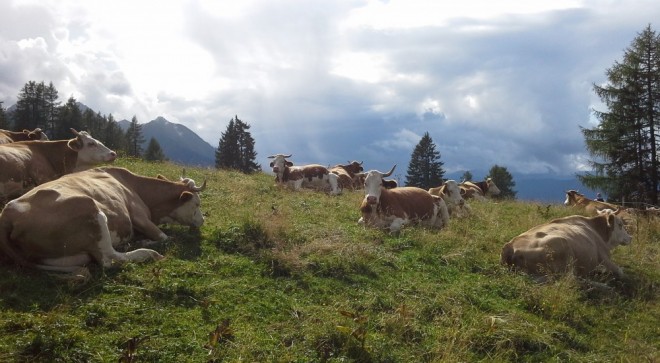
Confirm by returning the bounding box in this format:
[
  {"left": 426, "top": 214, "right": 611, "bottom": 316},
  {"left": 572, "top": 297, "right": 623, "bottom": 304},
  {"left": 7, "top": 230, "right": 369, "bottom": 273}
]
[
  {"left": 327, "top": 173, "right": 341, "bottom": 195},
  {"left": 94, "top": 212, "right": 164, "bottom": 267},
  {"left": 389, "top": 218, "right": 406, "bottom": 233},
  {"left": 129, "top": 209, "right": 168, "bottom": 242},
  {"left": 599, "top": 257, "right": 624, "bottom": 278}
]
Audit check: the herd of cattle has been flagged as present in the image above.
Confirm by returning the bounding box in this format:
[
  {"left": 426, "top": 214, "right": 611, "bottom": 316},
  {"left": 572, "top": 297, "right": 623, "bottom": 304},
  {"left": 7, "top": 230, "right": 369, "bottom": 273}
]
[{"left": 0, "top": 129, "right": 653, "bottom": 282}]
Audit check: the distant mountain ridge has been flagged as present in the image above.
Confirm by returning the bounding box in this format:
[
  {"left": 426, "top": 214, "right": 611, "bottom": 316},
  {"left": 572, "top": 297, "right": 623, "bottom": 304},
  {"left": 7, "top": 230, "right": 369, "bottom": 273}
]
[{"left": 118, "top": 117, "right": 216, "bottom": 167}]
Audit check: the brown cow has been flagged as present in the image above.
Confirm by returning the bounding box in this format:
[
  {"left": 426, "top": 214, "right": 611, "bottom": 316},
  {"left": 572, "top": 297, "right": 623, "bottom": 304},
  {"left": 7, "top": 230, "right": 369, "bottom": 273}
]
[
  {"left": 0, "top": 129, "right": 116, "bottom": 200},
  {"left": 564, "top": 190, "right": 621, "bottom": 215},
  {"left": 0, "top": 128, "right": 49, "bottom": 144},
  {"left": 0, "top": 167, "right": 206, "bottom": 273},
  {"left": 459, "top": 178, "right": 501, "bottom": 201},
  {"left": 500, "top": 212, "right": 632, "bottom": 278},
  {"left": 268, "top": 153, "right": 340, "bottom": 195},
  {"left": 357, "top": 165, "right": 449, "bottom": 233},
  {"left": 429, "top": 180, "right": 471, "bottom": 217},
  {"left": 330, "top": 160, "right": 364, "bottom": 190}
]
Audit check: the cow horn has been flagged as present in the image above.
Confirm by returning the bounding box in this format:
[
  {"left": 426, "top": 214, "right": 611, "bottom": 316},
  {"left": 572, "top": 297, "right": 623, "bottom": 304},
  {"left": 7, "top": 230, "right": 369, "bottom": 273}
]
[
  {"left": 70, "top": 128, "right": 80, "bottom": 136},
  {"left": 191, "top": 179, "right": 207, "bottom": 192},
  {"left": 382, "top": 164, "right": 396, "bottom": 177},
  {"left": 268, "top": 153, "right": 292, "bottom": 159}
]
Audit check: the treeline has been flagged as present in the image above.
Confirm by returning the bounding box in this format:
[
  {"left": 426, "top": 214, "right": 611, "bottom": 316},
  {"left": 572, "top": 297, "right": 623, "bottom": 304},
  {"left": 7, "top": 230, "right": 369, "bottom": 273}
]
[{"left": 0, "top": 81, "right": 165, "bottom": 161}]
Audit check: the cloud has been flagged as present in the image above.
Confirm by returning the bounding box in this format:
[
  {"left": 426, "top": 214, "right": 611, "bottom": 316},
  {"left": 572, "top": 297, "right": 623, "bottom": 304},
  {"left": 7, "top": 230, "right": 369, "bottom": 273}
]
[{"left": 1, "top": 0, "right": 659, "bottom": 177}]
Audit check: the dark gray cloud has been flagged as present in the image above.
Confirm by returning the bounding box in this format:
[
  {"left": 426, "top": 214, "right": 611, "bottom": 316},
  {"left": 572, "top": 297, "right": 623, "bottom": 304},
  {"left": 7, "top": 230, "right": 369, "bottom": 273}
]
[{"left": 1, "top": 0, "right": 659, "bottom": 177}]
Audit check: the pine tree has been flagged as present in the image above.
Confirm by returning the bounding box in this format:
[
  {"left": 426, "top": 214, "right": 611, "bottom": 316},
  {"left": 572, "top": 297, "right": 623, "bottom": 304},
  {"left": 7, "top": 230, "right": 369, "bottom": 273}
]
[
  {"left": 104, "top": 114, "right": 126, "bottom": 152},
  {"left": 125, "top": 116, "right": 145, "bottom": 157},
  {"left": 215, "top": 115, "right": 261, "bottom": 173},
  {"left": 580, "top": 25, "right": 660, "bottom": 205},
  {"left": 461, "top": 171, "right": 473, "bottom": 182},
  {"left": 487, "top": 165, "right": 516, "bottom": 199},
  {"left": 0, "top": 101, "right": 8, "bottom": 129},
  {"left": 144, "top": 137, "right": 167, "bottom": 161},
  {"left": 405, "top": 132, "right": 444, "bottom": 189},
  {"left": 54, "top": 96, "right": 82, "bottom": 139}
]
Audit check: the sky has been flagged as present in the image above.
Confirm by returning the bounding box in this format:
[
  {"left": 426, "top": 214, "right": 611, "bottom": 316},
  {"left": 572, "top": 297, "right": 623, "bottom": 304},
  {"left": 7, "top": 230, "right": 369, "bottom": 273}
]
[{"left": 1, "top": 0, "right": 659, "bottom": 178}]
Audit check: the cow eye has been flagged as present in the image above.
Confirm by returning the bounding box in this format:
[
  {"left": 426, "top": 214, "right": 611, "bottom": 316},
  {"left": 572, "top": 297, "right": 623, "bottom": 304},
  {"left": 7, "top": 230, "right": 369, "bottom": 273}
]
[{"left": 87, "top": 142, "right": 97, "bottom": 147}]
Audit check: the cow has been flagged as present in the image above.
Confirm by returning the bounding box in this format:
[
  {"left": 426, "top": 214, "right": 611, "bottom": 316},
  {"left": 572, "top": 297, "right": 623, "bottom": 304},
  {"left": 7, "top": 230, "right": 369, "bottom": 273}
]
[
  {"left": 564, "top": 190, "right": 621, "bottom": 215},
  {"left": 268, "top": 153, "right": 340, "bottom": 195},
  {"left": 500, "top": 212, "right": 632, "bottom": 279},
  {"left": 0, "top": 167, "right": 207, "bottom": 273},
  {"left": 0, "top": 129, "right": 116, "bottom": 200},
  {"left": 357, "top": 165, "right": 449, "bottom": 233},
  {"left": 459, "top": 178, "right": 501, "bottom": 201},
  {"left": 429, "top": 180, "right": 471, "bottom": 217},
  {"left": 329, "top": 161, "right": 364, "bottom": 190},
  {"left": 0, "top": 128, "right": 49, "bottom": 144}
]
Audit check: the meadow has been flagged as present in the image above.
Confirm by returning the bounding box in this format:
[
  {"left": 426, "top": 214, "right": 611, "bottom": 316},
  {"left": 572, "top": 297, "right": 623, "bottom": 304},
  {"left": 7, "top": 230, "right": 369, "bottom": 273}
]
[{"left": 0, "top": 158, "right": 657, "bottom": 362}]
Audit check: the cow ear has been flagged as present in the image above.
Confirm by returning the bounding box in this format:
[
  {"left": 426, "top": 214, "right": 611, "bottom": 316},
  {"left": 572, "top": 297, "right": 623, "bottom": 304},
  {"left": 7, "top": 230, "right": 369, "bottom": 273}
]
[
  {"left": 179, "top": 191, "right": 194, "bottom": 203},
  {"left": 269, "top": 162, "right": 274, "bottom": 167},
  {"left": 606, "top": 213, "right": 615, "bottom": 229},
  {"left": 156, "top": 174, "right": 169, "bottom": 181},
  {"left": 286, "top": 161, "right": 293, "bottom": 167}
]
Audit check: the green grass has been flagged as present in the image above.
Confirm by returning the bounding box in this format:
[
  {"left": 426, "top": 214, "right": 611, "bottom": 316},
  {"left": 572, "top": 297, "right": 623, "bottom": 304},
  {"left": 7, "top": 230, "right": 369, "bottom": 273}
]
[{"left": 0, "top": 159, "right": 658, "bottom": 362}]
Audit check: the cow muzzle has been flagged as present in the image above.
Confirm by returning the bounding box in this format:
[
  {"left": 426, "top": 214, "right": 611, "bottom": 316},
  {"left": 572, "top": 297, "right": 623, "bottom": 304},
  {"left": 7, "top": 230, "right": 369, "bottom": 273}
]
[{"left": 366, "top": 195, "right": 378, "bottom": 205}]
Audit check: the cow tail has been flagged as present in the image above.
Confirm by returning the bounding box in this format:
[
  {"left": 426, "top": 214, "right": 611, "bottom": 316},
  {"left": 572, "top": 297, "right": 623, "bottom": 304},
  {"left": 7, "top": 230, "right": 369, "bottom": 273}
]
[{"left": 0, "top": 217, "right": 35, "bottom": 269}]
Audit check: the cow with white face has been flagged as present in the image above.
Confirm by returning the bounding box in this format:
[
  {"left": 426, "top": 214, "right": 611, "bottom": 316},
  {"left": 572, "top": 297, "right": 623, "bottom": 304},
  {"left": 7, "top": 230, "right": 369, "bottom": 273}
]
[
  {"left": 0, "top": 129, "right": 116, "bottom": 200},
  {"left": 0, "top": 167, "right": 206, "bottom": 273},
  {"left": 501, "top": 212, "right": 632, "bottom": 278},
  {"left": 358, "top": 165, "right": 449, "bottom": 233},
  {"left": 268, "top": 153, "right": 340, "bottom": 195},
  {"left": 429, "top": 180, "right": 471, "bottom": 217}
]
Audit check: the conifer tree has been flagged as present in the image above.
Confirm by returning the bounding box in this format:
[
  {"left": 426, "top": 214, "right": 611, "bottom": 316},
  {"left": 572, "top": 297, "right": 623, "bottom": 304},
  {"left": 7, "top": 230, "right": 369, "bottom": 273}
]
[
  {"left": 215, "top": 115, "right": 261, "bottom": 173},
  {"left": 125, "top": 116, "right": 145, "bottom": 157},
  {"left": 144, "top": 137, "right": 167, "bottom": 161},
  {"left": 487, "top": 165, "right": 516, "bottom": 199},
  {"left": 0, "top": 101, "right": 8, "bottom": 129},
  {"left": 461, "top": 171, "right": 473, "bottom": 182},
  {"left": 405, "top": 132, "right": 444, "bottom": 189},
  {"left": 54, "top": 96, "right": 82, "bottom": 139},
  {"left": 580, "top": 25, "right": 660, "bottom": 204},
  {"left": 14, "top": 81, "right": 60, "bottom": 132}
]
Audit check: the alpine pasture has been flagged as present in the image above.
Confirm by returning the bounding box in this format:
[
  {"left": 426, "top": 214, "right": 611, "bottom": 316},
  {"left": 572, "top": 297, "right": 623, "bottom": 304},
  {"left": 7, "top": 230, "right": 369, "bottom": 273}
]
[{"left": 0, "top": 158, "right": 657, "bottom": 362}]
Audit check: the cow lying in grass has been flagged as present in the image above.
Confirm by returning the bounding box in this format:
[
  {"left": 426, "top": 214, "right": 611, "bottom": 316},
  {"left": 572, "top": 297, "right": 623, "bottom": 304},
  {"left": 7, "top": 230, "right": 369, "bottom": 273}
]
[
  {"left": 500, "top": 211, "right": 632, "bottom": 279},
  {"left": 358, "top": 165, "right": 449, "bottom": 233}
]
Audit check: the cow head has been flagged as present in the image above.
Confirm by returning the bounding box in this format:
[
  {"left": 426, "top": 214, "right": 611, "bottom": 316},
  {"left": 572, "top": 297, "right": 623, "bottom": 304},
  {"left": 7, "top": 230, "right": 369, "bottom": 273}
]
[
  {"left": 564, "top": 190, "right": 581, "bottom": 206},
  {"left": 345, "top": 160, "right": 364, "bottom": 174},
  {"left": 442, "top": 180, "right": 465, "bottom": 206},
  {"left": 67, "top": 129, "right": 117, "bottom": 167},
  {"left": 604, "top": 212, "right": 632, "bottom": 246},
  {"left": 161, "top": 178, "right": 207, "bottom": 228},
  {"left": 360, "top": 164, "right": 396, "bottom": 205},
  {"left": 268, "top": 154, "right": 293, "bottom": 175},
  {"left": 485, "top": 178, "right": 501, "bottom": 195},
  {"left": 25, "top": 128, "right": 48, "bottom": 141}
]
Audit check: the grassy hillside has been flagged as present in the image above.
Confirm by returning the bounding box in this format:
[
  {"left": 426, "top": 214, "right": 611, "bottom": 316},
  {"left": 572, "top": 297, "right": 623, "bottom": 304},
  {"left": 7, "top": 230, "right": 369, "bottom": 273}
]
[{"left": 0, "top": 159, "right": 657, "bottom": 362}]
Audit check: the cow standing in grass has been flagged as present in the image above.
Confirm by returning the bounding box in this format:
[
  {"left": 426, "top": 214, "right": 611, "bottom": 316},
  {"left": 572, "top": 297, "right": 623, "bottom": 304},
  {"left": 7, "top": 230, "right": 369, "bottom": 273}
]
[{"left": 358, "top": 165, "right": 449, "bottom": 233}]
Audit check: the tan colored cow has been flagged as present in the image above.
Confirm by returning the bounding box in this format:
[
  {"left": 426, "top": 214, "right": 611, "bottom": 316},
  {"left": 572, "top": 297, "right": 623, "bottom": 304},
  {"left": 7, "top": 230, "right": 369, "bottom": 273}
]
[
  {"left": 268, "top": 153, "right": 340, "bottom": 195},
  {"left": 564, "top": 190, "right": 621, "bottom": 215},
  {"left": 0, "top": 129, "right": 116, "bottom": 200},
  {"left": 459, "top": 178, "right": 501, "bottom": 201},
  {"left": 500, "top": 212, "right": 632, "bottom": 278},
  {"left": 329, "top": 161, "right": 364, "bottom": 190},
  {"left": 0, "top": 167, "right": 206, "bottom": 273},
  {"left": 358, "top": 165, "right": 449, "bottom": 233},
  {"left": 0, "top": 128, "right": 49, "bottom": 144},
  {"left": 429, "top": 180, "right": 471, "bottom": 217}
]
